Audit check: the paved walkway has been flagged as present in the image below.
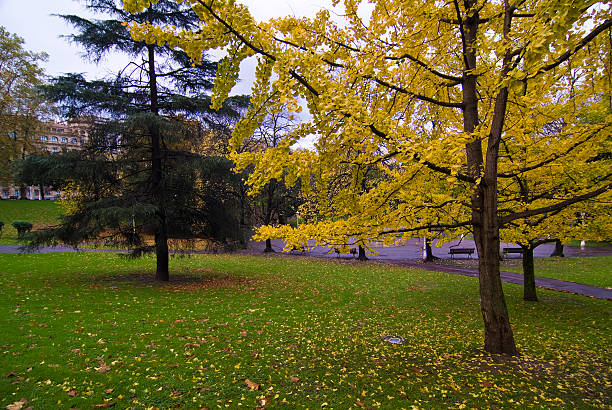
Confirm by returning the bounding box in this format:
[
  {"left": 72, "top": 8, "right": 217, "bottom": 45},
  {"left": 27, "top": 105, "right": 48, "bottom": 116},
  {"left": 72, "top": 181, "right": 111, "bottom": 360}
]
[
  {"left": 378, "top": 260, "right": 612, "bottom": 300},
  {"left": 2, "top": 239, "right": 611, "bottom": 300}
]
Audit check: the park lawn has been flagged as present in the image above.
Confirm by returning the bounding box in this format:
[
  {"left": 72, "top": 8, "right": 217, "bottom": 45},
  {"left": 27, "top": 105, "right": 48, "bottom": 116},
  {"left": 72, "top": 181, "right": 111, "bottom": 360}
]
[
  {"left": 500, "top": 256, "right": 612, "bottom": 289},
  {"left": 0, "top": 253, "right": 609, "bottom": 409},
  {"left": 0, "top": 200, "right": 64, "bottom": 244}
]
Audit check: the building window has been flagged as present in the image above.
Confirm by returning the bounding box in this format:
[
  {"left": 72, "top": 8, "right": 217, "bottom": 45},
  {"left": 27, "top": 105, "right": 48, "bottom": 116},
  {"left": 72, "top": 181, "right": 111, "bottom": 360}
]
[
  {"left": 40, "top": 136, "right": 48, "bottom": 141},
  {"left": 80, "top": 139, "right": 86, "bottom": 144},
  {"left": 51, "top": 136, "right": 58, "bottom": 142},
  {"left": 52, "top": 147, "right": 58, "bottom": 153},
  {"left": 58, "top": 129, "right": 64, "bottom": 133},
  {"left": 61, "top": 137, "right": 67, "bottom": 143},
  {"left": 70, "top": 138, "right": 77, "bottom": 143},
  {"left": 14, "top": 190, "right": 19, "bottom": 197},
  {"left": 2, "top": 190, "right": 8, "bottom": 198}
]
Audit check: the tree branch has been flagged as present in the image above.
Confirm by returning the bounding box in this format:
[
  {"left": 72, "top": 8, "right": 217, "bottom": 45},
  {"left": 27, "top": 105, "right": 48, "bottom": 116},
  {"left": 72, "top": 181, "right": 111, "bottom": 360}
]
[
  {"left": 366, "top": 75, "right": 464, "bottom": 108},
  {"left": 498, "top": 131, "right": 598, "bottom": 178},
  {"left": 385, "top": 53, "right": 463, "bottom": 84},
  {"left": 500, "top": 182, "right": 611, "bottom": 224},
  {"left": 526, "top": 19, "right": 612, "bottom": 80}
]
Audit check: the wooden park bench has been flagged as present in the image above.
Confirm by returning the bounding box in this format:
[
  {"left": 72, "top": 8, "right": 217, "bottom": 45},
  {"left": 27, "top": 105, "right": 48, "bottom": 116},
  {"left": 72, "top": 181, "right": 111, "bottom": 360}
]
[
  {"left": 449, "top": 247, "right": 475, "bottom": 259},
  {"left": 502, "top": 247, "right": 524, "bottom": 258},
  {"left": 333, "top": 247, "right": 358, "bottom": 258}
]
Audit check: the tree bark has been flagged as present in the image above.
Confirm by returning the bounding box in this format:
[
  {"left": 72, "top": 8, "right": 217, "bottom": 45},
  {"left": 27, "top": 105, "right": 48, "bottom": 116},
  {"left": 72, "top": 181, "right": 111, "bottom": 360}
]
[
  {"left": 550, "top": 239, "right": 565, "bottom": 257},
  {"left": 263, "top": 180, "right": 276, "bottom": 253},
  {"left": 522, "top": 244, "right": 537, "bottom": 301},
  {"left": 463, "top": 0, "right": 518, "bottom": 355},
  {"left": 423, "top": 237, "right": 438, "bottom": 262},
  {"left": 148, "top": 44, "right": 169, "bottom": 281},
  {"left": 473, "top": 183, "right": 518, "bottom": 355},
  {"left": 358, "top": 245, "right": 368, "bottom": 261},
  {"left": 39, "top": 183, "right": 45, "bottom": 200}
]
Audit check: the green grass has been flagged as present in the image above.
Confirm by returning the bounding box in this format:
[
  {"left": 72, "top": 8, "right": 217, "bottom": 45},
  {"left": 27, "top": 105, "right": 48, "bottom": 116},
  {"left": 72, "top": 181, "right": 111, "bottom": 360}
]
[
  {"left": 500, "top": 257, "right": 612, "bottom": 288},
  {"left": 0, "top": 200, "right": 64, "bottom": 244},
  {"left": 0, "top": 253, "right": 609, "bottom": 409}
]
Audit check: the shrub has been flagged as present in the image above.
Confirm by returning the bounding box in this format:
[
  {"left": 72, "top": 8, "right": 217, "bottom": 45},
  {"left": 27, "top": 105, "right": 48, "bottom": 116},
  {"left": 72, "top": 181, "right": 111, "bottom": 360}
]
[{"left": 11, "top": 220, "right": 33, "bottom": 239}]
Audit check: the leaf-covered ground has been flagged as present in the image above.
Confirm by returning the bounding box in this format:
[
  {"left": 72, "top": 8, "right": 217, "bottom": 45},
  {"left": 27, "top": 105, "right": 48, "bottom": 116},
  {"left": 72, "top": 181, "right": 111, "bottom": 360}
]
[
  {"left": 0, "top": 253, "right": 609, "bottom": 409},
  {"left": 0, "top": 200, "right": 63, "bottom": 244}
]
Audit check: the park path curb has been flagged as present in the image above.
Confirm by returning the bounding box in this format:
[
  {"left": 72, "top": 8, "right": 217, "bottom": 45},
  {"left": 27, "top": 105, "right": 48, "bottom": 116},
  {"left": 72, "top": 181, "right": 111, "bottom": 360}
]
[{"left": 379, "top": 259, "right": 612, "bottom": 301}]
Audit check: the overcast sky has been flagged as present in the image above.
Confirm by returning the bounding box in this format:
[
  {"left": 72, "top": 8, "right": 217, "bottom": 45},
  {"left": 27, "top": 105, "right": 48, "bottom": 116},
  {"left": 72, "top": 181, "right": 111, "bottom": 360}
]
[{"left": 0, "top": 0, "right": 334, "bottom": 96}]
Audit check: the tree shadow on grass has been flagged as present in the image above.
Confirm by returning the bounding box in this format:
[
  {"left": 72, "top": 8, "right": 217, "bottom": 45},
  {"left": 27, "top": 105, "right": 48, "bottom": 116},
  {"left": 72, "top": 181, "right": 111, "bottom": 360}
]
[{"left": 89, "top": 268, "right": 264, "bottom": 292}]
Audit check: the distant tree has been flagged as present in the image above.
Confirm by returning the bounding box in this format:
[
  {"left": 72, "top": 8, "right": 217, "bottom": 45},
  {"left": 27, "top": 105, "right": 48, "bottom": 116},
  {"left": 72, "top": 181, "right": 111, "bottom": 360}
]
[
  {"left": 0, "top": 27, "right": 51, "bottom": 193},
  {"left": 13, "top": 154, "right": 61, "bottom": 200},
  {"left": 35, "top": 0, "right": 248, "bottom": 280},
  {"left": 236, "top": 110, "right": 302, "bottom": 252}
]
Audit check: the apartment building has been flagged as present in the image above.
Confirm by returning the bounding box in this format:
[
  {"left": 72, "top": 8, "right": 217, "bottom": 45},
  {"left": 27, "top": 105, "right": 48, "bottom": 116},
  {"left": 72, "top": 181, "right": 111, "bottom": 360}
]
[{"left": 0, "top": 119, "right": 92, "bottom": 200}]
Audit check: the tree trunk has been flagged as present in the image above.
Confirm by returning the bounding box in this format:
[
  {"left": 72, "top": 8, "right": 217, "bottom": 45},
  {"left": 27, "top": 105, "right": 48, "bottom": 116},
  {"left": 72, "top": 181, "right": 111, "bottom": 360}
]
[
  {"left": 423, "top": 237, "right": 438, "bottom": 262},
  {"left": 39, "top": 183, "right": 45, "bottom": 200},
  {"left": 20, "top": 184, "right": 27, "bottom": 200},
  {"left": 462, "top": 1, "right": 518, "bottom": 356},
  {"left": 522, "top": 244, "right": 537, "bottom": 301},
  {"left": 262, "top": 180, "right": 276, "bottom": 253},
  {"left": 148, "top": 44, "right": 169, "bottom": 281},
  {"left": 550, "top": 239, "right": 565, "bottom": 257},
  {"left": 358, "top": 245, "right": 368, "bottom": 261},
  {"left": 473, "top": 183, "right": 519, "bottom": 355}
]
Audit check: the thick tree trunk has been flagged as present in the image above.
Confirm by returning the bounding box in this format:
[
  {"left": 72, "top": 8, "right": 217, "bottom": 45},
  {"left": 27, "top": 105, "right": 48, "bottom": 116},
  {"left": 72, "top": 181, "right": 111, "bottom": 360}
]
[
  {"left": 264, "top": 238, "right": 274, "bottom": 253},
  {"left": 358, "top": 245, "right": 368, "bottom": 261},
  {"left": 39, "top": 183, "right": 45, "bottom": 200},
  {"left": 20, "top": 184, "right": 27, "bottom": 200},
  {"left": 148, "top": 44, "right": 169, "bottom": 281},
  {"left": 461, "top": 1, "right": 518, "bottom": 356},
  {"left": 522, "top": 245, "right": 537, "bottom": 301},
  {"left": 473, "top": 184, "right": 519, "bottom": 355},
  {"left": 550, "top": 239, "right": 565, "bottom": 257}
]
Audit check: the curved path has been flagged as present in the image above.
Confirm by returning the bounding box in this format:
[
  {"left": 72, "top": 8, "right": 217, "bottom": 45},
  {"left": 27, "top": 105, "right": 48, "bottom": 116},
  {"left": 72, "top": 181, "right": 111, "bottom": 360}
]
[
  {"left": 1, "top": 239, "right": 611, "bottom": 300},
  {"left": 378, "top": 259, "right": 612, "bottom": 300}
]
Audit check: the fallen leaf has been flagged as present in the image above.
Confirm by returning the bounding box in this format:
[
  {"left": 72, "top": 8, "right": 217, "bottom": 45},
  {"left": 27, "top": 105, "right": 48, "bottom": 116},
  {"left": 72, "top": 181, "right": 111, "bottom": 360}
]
[
  {"left": 96, "top": 363, "right": 111, "bottom": 374},
  {"left": 5, "top": 398, "right": 28, "bottom": 410},
  {"left": 245, "top": 379, "right": 259, "bottom": 390},
  {"left": 290, "top": 377, "right": 300, "bottom": 383},
  {"left": 105, "top": 389, "right": 114, "bottom": 394},
  {"left": 92, "top": 403, "right": 115, "bottom": 408}
]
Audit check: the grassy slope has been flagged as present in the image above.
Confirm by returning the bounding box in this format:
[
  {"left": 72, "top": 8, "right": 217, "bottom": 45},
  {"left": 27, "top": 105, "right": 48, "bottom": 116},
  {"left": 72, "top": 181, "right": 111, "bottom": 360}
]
[
  {"left": 0, "top": 200, "right": 64, "bottom": 244},
  {"left": 0, "top": 253, "right": 609, "bottom": 409},
  {"left": 500, "top": 256, "right": 612, "bottom": 288}
]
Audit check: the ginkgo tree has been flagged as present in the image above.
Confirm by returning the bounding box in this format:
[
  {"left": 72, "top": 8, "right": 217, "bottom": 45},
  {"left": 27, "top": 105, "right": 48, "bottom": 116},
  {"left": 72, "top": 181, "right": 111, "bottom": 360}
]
[{"left": 124, "top": 0, "right": 612, "bottom": 355}]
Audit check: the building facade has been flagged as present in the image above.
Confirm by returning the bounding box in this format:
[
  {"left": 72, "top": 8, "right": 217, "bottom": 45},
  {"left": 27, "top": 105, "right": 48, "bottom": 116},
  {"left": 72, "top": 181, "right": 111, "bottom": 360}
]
[{"left": 0, "top": 119, "right": 91, "bottom": 200}]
